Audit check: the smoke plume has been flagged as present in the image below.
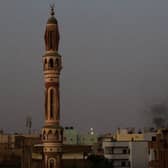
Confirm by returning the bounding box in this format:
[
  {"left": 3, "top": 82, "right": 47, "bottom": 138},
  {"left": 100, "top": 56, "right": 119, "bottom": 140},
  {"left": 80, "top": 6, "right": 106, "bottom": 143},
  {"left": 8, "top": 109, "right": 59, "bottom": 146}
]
[{"left": 149, "top": 103, "right": 168, "bottom": 129}]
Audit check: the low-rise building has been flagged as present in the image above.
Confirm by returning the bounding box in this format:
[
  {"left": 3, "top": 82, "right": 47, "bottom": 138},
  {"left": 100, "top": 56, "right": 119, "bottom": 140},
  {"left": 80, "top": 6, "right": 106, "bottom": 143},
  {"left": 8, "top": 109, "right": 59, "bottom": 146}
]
[
  {"left": 79, "top": 132, "right": 97, "bottom": 145},
  {"left": 149, "top": 129, "right": 168, "bottom": 168},
  {"left": 63, "top": 127, "right": 97, "bottom": 145},
  {"left": 102, "top": 128, "right": 157, "bottom": 168},
  {"left": 63, "top": 127, "right": 78, "bottom": 145},
  {"left": 103, "top": 140, "right": 148, "bottom": 168},
  {"left": 115, "top": 128, "right": 156, "bottom": 141}
]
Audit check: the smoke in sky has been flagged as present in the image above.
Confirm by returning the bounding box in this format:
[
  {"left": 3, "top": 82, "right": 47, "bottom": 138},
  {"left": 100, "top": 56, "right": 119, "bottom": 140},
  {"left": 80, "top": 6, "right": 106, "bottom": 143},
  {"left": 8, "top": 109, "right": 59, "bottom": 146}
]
[{"left": 149, "top": 103, "right": 168, "bottom": 129}]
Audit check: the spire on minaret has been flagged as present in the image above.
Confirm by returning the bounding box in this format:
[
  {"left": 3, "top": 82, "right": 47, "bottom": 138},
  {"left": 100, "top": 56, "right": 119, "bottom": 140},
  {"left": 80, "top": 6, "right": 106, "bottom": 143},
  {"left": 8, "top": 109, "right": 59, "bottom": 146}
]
[
  {"left": 45, "top": 4, "right": 60, "bottom": 51},
  {"left": 50, "top": 4, "right": 55, "bottom": 16}
]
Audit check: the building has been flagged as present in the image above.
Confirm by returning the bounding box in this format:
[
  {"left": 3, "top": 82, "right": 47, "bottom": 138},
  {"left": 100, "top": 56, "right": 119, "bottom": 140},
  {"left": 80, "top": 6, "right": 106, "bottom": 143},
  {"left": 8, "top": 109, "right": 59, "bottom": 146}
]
[
  {"left": 0, "top": 131, "right": 93, "bottom": 168},
  {"left": 149, "top": 129, "right": 168, "bottom": 168},
  {"left": 0, "top": 132, "right": 15, "bottom": 151},
  {"left": 103, "top": 140, "right": 148, "bottom": 168},
  {"left": 63, "top": 127, "right": 98, "bottom": 146},
  {"left": 114, "top": 128, "right": 156, "bottom": 141},
  {"left": 63, "top": 127, "right": 78, "bottom": 145},
  {"left": 102, "top": 128, "right": 157, "bottom": 168},
  {"left": 0, "top": 132, "right": 41, "bottom": 168},
  {"left": 79, "top": 128, "right": 98, "bottom": 145},
  {"left": 41, "top": 5, "right": 63, "bottom": 168}
]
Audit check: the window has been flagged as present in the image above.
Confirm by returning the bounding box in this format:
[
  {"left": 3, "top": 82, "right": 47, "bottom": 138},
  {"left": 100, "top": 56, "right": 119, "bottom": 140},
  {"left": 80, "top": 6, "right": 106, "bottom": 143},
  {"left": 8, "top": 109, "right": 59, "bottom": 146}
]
[
  {"left": 47, "top": 130, "right": 53, "bottom": 140},
  {"left": 55, "top": 59, "right": 59, "bottom": 66},
  {"left": 49, "top": 59, "right": 54, "bottom": 68},
  {"left": 154, "top": 150, "right": 157, "bottom": 160},
  {"left": 45, "top": 59, "right": 47, "bottom": 64},
  {"left": 43, "top": 131, "right": 46, "bottom": 140},
  {"left": 123, "top": 149, "right": 127, "bottom": 154},
  {"left": 55, "top": 130, "right": 59, "bottom": 140},
  {"left": 152, "top": 136, "right": 156, "bottom": 141},
  {"left": 121, "top": 161, "right": 126, "bottom": 166},
  {"left": 105, "top": 147, "right": 113, "bottom": 154},
  {"left": 44, "top": 59, "right": 48, "bottom": 70},
  {"left": 49, "top": 159, "right": 55, "bottom": 168},
  {"left": 50, "top": 89, "right": 54, "bottom": 119}
]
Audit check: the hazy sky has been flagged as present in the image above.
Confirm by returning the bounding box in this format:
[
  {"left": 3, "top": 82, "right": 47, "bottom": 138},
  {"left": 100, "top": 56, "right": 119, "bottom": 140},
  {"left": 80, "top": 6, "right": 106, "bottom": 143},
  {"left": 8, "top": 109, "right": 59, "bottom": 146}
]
[{"left": 0, "top": 0, "right": 168, "bottom": 134}]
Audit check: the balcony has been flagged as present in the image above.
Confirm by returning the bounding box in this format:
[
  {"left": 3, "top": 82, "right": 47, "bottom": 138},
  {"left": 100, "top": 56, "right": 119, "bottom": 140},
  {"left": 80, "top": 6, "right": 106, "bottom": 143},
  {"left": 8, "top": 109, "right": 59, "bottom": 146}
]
[{"left": 104, "top": 154, "right": 129, "bottom": 160}]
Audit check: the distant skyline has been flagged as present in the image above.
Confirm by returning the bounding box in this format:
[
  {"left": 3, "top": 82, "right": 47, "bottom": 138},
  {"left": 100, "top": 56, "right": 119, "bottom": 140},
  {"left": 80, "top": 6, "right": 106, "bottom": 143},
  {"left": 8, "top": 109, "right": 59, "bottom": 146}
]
[{"left": 0, "top": 1, "right": 168, "bottom": 133}]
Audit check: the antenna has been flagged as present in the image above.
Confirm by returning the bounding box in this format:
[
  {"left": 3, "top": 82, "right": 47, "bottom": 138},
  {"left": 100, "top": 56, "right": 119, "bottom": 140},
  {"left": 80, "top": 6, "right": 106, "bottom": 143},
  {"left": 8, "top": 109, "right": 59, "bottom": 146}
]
[{"left": 26, "top": 116, "right": 32, "bottom": 135}]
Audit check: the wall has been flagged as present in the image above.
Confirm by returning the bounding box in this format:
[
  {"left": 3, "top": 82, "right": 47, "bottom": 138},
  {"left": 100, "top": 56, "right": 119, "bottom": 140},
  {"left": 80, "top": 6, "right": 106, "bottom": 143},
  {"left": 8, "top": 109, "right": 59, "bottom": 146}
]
[{"left": 129, "top": 141, "right": 148, "bottom": 168}]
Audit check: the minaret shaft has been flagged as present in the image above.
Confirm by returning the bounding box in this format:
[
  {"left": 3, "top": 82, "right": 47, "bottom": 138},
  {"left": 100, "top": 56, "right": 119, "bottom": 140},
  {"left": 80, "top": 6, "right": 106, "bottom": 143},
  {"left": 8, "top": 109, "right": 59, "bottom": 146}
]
[
  {"left": 45, "top": 82, "right": 60, "bottom": 125},
  {"left": 41, "top": 6, "right": 63, "bottom": 168}
]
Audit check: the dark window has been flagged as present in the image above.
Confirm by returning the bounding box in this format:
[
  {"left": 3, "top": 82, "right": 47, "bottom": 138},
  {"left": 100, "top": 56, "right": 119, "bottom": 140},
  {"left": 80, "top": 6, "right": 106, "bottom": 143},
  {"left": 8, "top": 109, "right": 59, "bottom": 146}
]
[
  {"left": 43, "top": 131, "right": 46, "bottom": 140},
  {"left": 49, "top": 59, "right": 54, "bottom": 68},
  {"left": 154, "top": 150, "right": 157, "bottom": 160},
  {"left": 56, "top": 59, "right": 59, "bottom": 66},
  {"left": 61, "top": 130, "right": 63, "bottom": 136},
  {"left": 44, "top": 59, "right": 48, "bottom": 70},
  {"left": 50, "top": 159, "right": 54, "bottom": 168},
  {"left": 50, "top": 89, "right": 54, "bottom": 119},
  {"left": 121, "top": 161, "right": 126, "bottom": 166},
  {"left": 123, "top": 149, "right": 127, "bottom": 154},
  {"left": 45, "top": 59, "right": 47, "bottom": 64},
  {"left": 55, "top": 130, "right": 59, "bottom": 139},
  {"left": 152, "top": 136, "right": 156, "bottom": 141}
]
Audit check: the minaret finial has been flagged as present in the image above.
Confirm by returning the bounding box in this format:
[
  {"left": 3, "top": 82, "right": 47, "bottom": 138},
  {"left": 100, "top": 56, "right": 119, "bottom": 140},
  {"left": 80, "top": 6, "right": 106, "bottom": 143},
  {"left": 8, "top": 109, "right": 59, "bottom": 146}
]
[{"left": 50, "top": 4, "right": 55, "bottom": 16}]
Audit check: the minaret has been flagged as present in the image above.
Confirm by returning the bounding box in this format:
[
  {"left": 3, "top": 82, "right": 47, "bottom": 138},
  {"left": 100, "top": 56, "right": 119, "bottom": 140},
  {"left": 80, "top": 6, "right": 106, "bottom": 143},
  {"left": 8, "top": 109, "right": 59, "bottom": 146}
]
[{"left": 42, "top": 5, "right": 63, "bottom": 168}]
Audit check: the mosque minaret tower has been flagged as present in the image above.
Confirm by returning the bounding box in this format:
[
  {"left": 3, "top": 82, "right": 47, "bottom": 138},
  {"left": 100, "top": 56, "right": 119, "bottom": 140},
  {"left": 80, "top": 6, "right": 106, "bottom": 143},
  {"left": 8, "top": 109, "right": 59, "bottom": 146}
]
[{"left": 41, "top": 6, "right": 63, "bottom": 168}]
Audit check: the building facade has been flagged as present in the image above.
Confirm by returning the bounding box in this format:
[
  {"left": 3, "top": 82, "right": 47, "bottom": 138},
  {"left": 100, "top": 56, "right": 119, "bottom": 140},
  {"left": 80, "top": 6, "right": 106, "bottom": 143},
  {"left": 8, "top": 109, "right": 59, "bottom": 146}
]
[
  {"left": 41, "top": 6, "right": 63, "bottom": 168},
  {"left": 63, "top": 127, "right": 98, "bottom": 145},
  {"left": 103, "top": 140, "right": 148, "bottom": 168},
  {"left": 102, "top": 128, "right": 156, "bottom": 168},
  {"left": 63, "top": 127, "right": 78, "bottom": 145},
  {"left": 149, "top": 129, "right": 168, "bottom": 168}
]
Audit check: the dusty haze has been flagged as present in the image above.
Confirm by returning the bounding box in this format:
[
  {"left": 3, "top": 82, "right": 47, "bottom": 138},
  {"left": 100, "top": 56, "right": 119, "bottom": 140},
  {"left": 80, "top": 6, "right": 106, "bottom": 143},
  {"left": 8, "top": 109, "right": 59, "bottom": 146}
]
[{"left": 0, "top": 0, "right": 168, "bottom": 134}]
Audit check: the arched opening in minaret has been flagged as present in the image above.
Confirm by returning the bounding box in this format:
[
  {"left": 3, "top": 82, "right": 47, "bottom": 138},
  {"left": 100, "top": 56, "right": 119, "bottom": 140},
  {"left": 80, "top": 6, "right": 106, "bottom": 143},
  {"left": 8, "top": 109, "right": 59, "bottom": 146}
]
[
  {"left": 55, "top": 58, "right": 59, "bottom": 67},
  {"left": 44, "top": 59, "right": 47, "bottom": 64},
  {"left": 50, "top": 89, "right": 54, "bottom": 119},
  {"left": 55, "top": 130, "right": 59, "bottom": 140},
  {"left": 49, "top": 58, "right": 54, "bottom": 68},
  {"left": 61, "top": 129, "right": 63, "bottom": 141},
  {"left": 43, "top": 130, "right": 46, "bottom": 140},
  {"left": 48, "top": 159, "right": 55, "bottom": 168},
  {"left": 43, "top": 59, "right": 48, "bottom": 70}
]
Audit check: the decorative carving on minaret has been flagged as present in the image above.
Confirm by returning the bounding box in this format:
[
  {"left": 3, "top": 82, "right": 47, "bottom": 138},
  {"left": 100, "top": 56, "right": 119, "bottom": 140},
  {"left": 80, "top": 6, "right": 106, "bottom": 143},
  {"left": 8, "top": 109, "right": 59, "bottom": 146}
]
[{"left": 42, "top": 5, "right": 63, "bottom": 168}]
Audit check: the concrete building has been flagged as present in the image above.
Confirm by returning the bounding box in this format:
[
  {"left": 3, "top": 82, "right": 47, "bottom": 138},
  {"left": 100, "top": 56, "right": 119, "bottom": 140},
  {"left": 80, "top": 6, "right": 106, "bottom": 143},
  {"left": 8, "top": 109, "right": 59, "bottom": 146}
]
[
  {"left": 79, "top": 128, "right": 98, "bottom": 145},
  {"left": 103, "top": 140, "right": 148, "bottom": 168},
  {"left": 102, "top": 128, "right": 157, "bottom": 168},
  {"left": 115, "top": 128, "right": 156, "bottom": 141},
  {"left": 63, "top": 127, "right": 78, "bottom": 145},
  {"left": 0, "top": 131, "right": 93, "bottom": 168},
  {"left": 149, "top": 129, "right": 168, "bottom": 168},
  {"left": 129, "top": 141, "right": 148, "bottom": 168},
  {"left": 103, "top": 140, "right": 130, "bottom": 167},
  {"left": 0, "top": 132, "right": 15, "bottom": 151},
  {"left": 63, "top": 127, "right": 98, "bottom": 146},
  {"left": 0, "top": 132, "right": 41, "bottom": 168}
]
